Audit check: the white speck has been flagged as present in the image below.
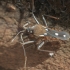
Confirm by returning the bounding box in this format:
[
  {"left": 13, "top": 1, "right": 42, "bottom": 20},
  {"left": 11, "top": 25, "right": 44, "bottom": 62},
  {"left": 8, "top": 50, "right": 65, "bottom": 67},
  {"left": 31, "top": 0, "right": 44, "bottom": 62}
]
[
  {"left": 11, "top": 39, "right": 14, "bottom": 42},
  {"left": 55, "top": 33, "right": 59, "bottom": 36},
  {"left": 63, "top": 34, "right": 66, "bottom": 37},
  {"left": 30, "top": 31, "right": 32, "bottom": 33},
  {"left": 31, "top": 26, "right": 35, "bottom": 28},
  {"left": 44, "top": 33, "right": 47, "bottom": 35},
  {"left": 45, "top": 29, "right": 48, "bottom": 31},
  {"left": 49, "top": 52, "right": 54, "bottom": 57},
  {"left": 27, "top": 30, "right": 29, "bottom": 32}
]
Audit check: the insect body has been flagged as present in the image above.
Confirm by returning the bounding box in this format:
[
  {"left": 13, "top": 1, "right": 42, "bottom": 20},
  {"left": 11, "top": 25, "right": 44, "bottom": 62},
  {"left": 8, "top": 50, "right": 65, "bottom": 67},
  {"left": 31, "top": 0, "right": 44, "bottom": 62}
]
[
  {"left": 12, "top": 13, "right": 70, "bottom": 53},
  {"left": 23, "top": 23, "right": 69, "bottom": 54},
  {"left": 26, "top": 24, "right": 47, "bottom": 36},
  {"left": 26, "top": 23, "right": 70, "bottom": 40}
]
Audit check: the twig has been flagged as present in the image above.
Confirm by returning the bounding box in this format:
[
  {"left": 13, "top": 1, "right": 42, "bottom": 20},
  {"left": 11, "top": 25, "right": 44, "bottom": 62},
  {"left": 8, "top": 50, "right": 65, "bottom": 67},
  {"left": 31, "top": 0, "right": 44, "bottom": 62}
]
[{"left": 45, "top": 15, "right": 59, "bottom": 20}]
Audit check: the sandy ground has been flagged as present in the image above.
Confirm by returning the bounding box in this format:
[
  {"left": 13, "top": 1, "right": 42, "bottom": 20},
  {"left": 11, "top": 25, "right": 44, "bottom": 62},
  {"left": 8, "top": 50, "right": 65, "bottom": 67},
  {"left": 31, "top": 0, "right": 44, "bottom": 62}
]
[{"left": 0, "top": 1, "right": 70, "bottom": 70}]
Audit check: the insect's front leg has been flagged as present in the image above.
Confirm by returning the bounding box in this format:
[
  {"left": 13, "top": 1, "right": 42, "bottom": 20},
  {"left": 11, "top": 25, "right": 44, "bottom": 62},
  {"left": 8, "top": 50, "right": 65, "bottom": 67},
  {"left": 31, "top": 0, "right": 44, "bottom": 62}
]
[
  {"left": 23, "top": 21, "right": 31, "bottom": 29},
  {"left": 20, "top": 32, "right": 34, "bottom": 45},
  {"left": 23, "top": 23, "right": 29, "bottom": 29},
  {"left": 37, "top": 41, "right": 54, "bottom": 56},
  {"left": 20, "top": 41, "right": 34, "bottom": 45},
  {"left": 11, "top": 30, "right": 25, "bottom": 42}
]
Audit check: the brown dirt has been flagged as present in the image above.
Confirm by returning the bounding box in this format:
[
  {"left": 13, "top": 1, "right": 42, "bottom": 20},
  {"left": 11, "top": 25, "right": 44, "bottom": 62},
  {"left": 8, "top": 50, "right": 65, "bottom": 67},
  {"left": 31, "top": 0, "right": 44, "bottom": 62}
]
[{"left": 0, "top": 1, "right": 70, "bottom": 70}]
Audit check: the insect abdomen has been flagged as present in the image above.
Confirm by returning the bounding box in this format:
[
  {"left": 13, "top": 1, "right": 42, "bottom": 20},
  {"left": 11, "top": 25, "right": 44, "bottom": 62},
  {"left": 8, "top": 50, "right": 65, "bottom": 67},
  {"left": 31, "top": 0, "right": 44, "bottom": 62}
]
[{"left": 47, "top": 29, "right": 70, "bottom": 40}]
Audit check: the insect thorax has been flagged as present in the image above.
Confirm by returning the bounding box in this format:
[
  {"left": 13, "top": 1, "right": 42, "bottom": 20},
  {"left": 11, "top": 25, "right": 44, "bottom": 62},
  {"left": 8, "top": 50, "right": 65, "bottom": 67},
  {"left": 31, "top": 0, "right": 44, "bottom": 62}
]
[
  {"left": 26, "top": 24, "right": 47, "bottom": 37},
  {"left": 32, "top": 24, "right": 47, "bottom": 36}
]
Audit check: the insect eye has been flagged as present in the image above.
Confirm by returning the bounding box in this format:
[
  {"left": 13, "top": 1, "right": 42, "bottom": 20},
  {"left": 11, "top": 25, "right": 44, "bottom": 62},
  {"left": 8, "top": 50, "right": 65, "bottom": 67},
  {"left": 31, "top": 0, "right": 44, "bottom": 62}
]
[
  {"left": 30, "top": 30, "right": 33, "bottom": 34},
  {"left": 26, "top": 28, "right": 34, "bottom": 34}
]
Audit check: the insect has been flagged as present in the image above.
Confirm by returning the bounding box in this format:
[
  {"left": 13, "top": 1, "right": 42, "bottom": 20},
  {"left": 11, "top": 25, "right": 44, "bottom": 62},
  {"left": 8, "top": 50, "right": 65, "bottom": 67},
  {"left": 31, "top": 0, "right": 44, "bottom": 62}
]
[
  {"left": 11, "top": 13, "right": 70, "bottom": 70},
  {"left": 12, "top": 14, "right": 70, "bottom": 52}
]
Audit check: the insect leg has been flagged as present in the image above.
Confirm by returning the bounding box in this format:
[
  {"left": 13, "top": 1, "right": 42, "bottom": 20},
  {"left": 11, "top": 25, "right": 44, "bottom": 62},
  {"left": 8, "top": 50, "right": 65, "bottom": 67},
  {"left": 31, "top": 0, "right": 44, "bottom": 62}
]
[
  {"left": 20, "top": 33, "right": 27, "bottom": 70},
  {"left": 23, "top": 21, "right": 30, "bottom": 29},
  {"left": 11, "top": 30, "right": 25, "bottom": 42},
  {"left": 21, "top": 41, "right": 34, "bottom": 45},
  {"left": 39, "top": 32, "right": 48, "bottom": 37},
  {"left": 42, "top": 15, "right": 48, "bottom": 27},
  {"left": 32, "top": 13, "right": 40, "bottom": 24},
  {"left": 37, "top": 41, "right": 54, "bottom": 53},
  {"left": 20, "top": 32, "right": 34, "bottom": 46}
]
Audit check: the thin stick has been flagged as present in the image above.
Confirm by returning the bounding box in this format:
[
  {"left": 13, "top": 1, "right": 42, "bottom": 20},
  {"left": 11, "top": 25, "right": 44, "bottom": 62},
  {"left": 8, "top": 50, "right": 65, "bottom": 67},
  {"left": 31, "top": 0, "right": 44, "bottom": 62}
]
[{"left": 45, "top": 15, "right": 59, "bottom": 20}]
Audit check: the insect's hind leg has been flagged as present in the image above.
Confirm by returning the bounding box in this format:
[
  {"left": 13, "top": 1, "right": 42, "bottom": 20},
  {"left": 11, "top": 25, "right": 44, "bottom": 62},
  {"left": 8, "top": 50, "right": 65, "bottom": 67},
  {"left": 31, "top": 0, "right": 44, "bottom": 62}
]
[{"left": 37, "top": 41, "right": 54, "bottom": 56}]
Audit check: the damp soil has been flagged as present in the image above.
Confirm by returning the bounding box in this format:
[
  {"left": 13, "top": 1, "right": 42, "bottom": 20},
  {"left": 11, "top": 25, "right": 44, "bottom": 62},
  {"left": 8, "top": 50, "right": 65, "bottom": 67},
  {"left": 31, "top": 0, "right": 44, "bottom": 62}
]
[{"left": 0, "top": 1, "right": 70, "bottom": 70}]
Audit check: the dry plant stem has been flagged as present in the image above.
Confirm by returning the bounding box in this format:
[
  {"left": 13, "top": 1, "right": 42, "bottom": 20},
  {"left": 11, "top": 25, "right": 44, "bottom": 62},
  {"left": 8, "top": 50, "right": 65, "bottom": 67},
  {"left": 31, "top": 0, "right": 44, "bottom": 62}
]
[
  {"left": 45, "top": 15, "right": 59, "bottom": 20},
  {"left": 20, "top": 33, "right": 27, "bottom": 70},
  {"left": 31, "top": 0, "right": 35, "bottom": 12}
]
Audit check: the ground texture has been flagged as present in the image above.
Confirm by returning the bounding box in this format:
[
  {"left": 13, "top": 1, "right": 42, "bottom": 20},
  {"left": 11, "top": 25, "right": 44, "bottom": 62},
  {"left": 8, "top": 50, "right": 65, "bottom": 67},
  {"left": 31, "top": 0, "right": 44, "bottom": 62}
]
[{"left": 0, "top": 1, "right": 70, "bottom": 70}]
